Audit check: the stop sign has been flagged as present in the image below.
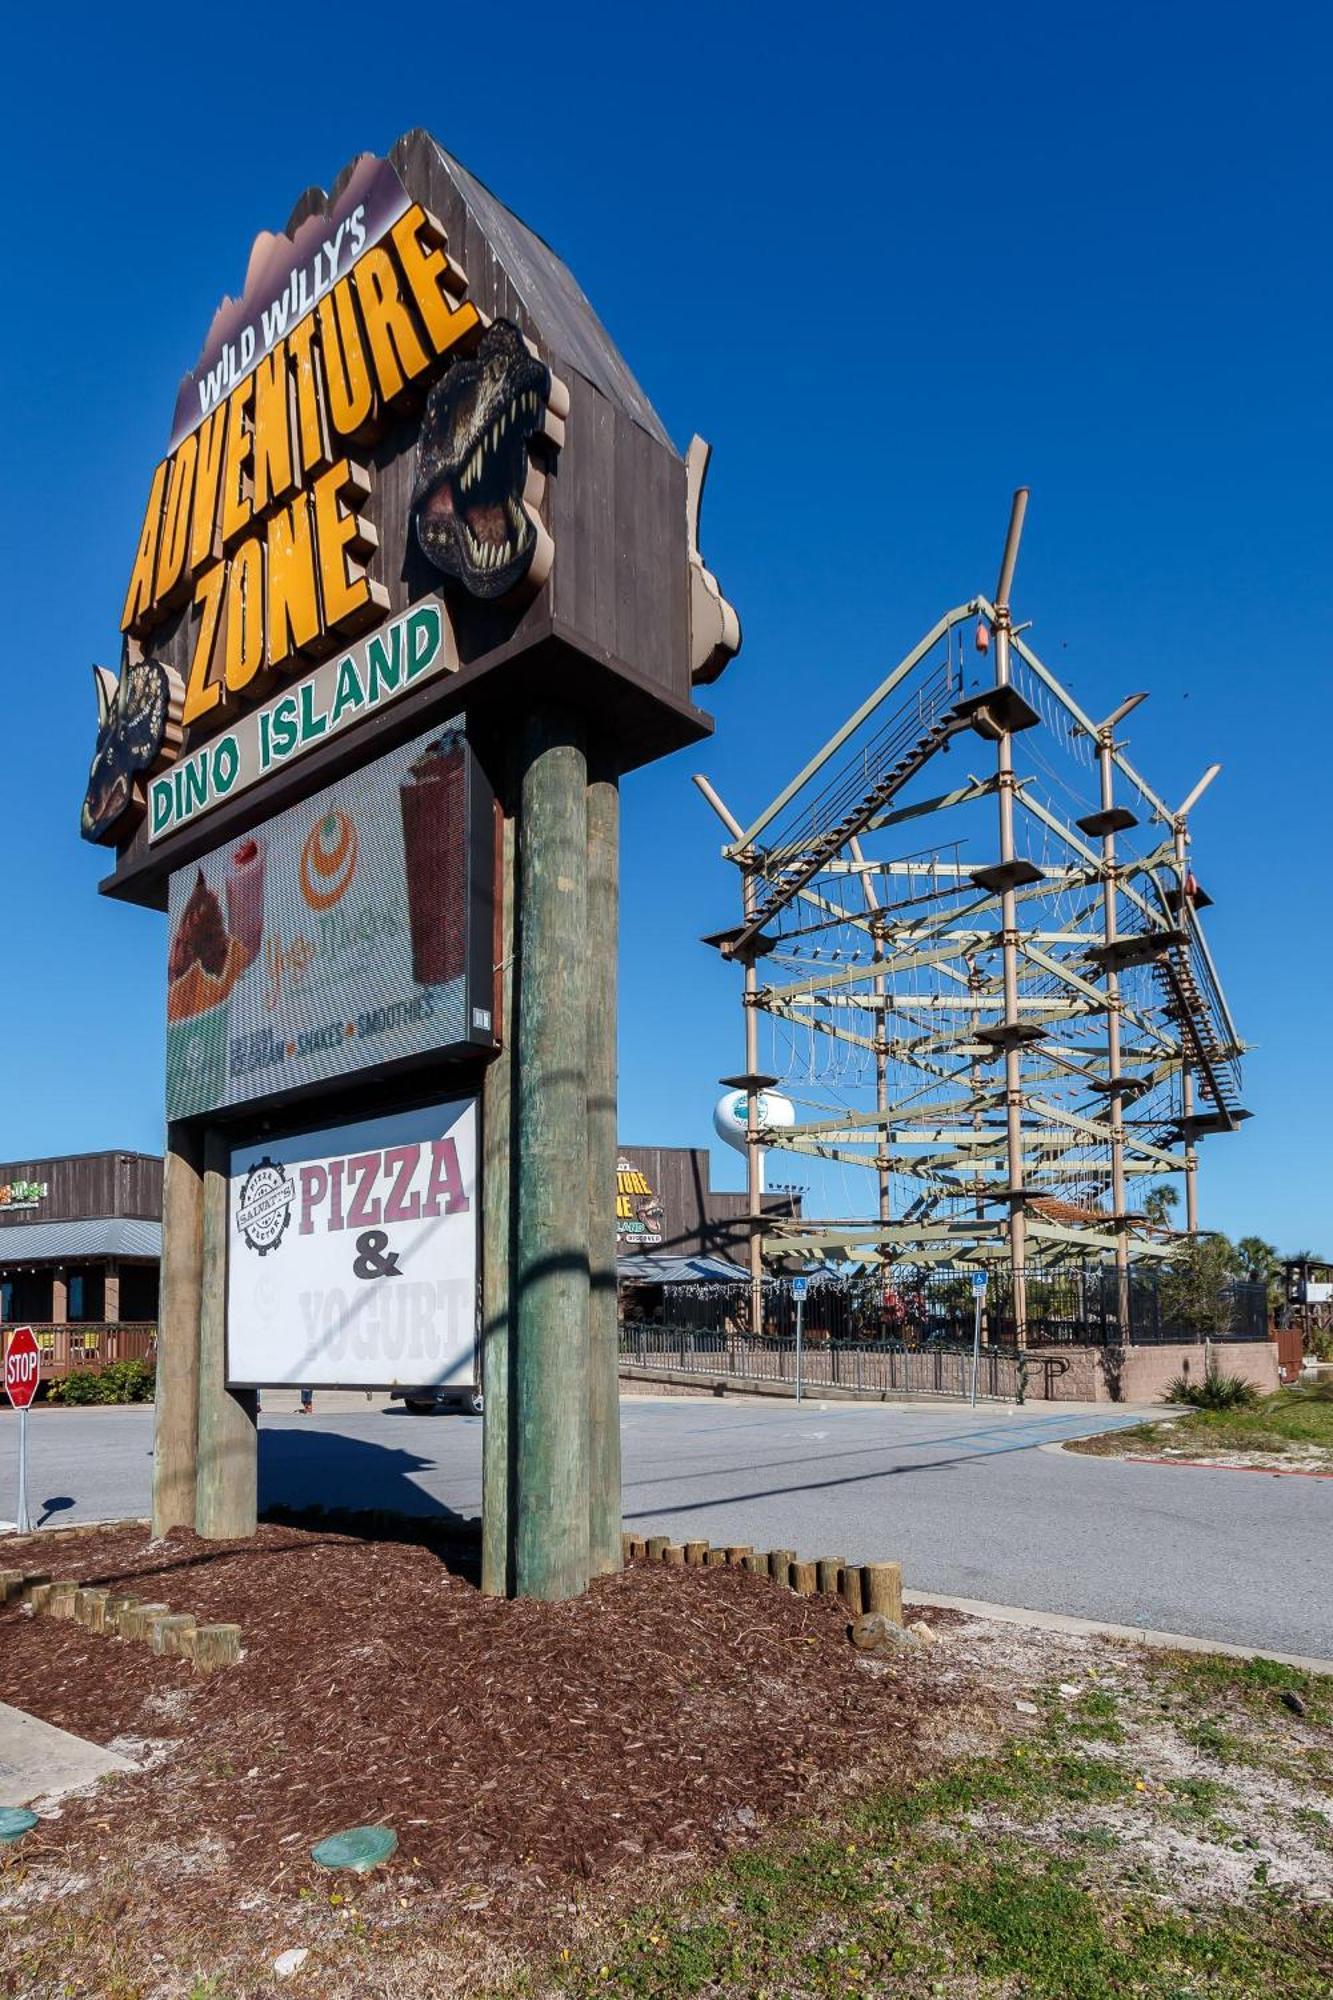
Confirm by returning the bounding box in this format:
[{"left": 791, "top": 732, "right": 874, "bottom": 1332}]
[{"left": 4, "top": 1327, "right": 40, "bottom": 1410}]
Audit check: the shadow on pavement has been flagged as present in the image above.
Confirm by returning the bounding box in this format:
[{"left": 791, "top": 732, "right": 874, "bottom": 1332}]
[{"left": 258, "top": 1424, "right": 481, "bottom": 1584}]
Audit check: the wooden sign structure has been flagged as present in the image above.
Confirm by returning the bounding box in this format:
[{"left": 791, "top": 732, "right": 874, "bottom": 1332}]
[{"left": 82, "top": 129, "right": 740, "bottom": 1600}]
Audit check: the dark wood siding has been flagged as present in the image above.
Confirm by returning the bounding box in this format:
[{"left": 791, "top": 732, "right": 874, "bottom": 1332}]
[
  {"left": 0, "top": 1153, "right": 162, "bottom": 1226},
  {"left": 616, "top": 1146, "right": 798, "bottom": 1264}
]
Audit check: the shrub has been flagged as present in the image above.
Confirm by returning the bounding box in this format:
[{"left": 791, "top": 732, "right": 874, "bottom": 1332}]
[
  {"left": 46, "top": 1359, "right": 155, "bottom": 1406},
  {"left": 1166, "top": 1368, "right": 1258, "bottom": 1411}
]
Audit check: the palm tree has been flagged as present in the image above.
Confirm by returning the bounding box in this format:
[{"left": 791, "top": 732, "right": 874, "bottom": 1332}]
[
  {"left": 1142, "top": 1183, "right": 1180, "bottom": 1230},
  {"left": 1236, "top": 1235, "right": 1282, "bottom": 1305}
]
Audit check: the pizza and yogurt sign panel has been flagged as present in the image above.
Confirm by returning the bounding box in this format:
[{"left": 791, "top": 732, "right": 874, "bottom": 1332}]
[{"left": 226, "top": 1098, "right": 477, "bottom": 1388}]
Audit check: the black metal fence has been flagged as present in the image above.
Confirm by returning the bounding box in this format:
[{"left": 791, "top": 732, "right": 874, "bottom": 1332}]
[
  {"left": 636, "top": 1264, "right": 1268, "bottom": 1349},
  {"left": 617, "top": 1325, "right": 1043, "bottom": 1402}
]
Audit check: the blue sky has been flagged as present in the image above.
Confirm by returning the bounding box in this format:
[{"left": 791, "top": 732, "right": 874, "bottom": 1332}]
[{"left": 2, "top": 2, "right": 1329, "bottom": 1250}]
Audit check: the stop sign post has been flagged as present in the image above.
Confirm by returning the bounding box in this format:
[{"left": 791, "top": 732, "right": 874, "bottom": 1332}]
[{"left": 5, "top": 1326, "right": 39, "bottom": 1533}]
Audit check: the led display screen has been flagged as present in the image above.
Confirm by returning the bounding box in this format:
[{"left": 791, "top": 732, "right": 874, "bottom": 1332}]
[{"left": 165, "top": 720, "right": 490, "bottom": 1119}]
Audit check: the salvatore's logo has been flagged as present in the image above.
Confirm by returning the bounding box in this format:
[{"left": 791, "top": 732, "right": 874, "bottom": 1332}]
[
  {"left": 299, "top": 809, "right": 359, "bottom": 911},
  {"left": 236, "top": 1157, "right": 296, "bottom": 1256},
  {"left": 412, "top": 318, "right": 557, "bottom": 601}
]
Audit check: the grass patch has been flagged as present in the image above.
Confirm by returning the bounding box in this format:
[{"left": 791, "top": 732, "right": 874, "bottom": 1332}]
[
  {"left": 1156, "top": 1649, "right": 1333, "bottom": 1727},
  {"left": 1069, "top": 1383, "right": 1333, "bottom": 1463},
  {"left": 536, "top": 1671, "right": 1333, "bottom": 1998}
]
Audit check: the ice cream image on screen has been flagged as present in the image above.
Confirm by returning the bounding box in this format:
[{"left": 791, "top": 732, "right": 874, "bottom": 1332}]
[
  {"left": 166, "top": 866, "right": 260, "bottom": 1112},
  {"left": 226, "top": 838, "right": 268, "bottom": 960},
  {"left": 399, "top": 734, "right": 466, "bottom": 985},
  {"left": 167, "top": 869, "right": 257, "bottom": 1013}
]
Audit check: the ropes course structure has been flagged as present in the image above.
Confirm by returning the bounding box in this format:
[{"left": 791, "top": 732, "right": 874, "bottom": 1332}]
[{"left": 696, "top": 492, "right": 1249, "bottom": 1342}]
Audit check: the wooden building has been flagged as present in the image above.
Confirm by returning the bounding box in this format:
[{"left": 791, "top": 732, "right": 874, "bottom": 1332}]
[
  {"left": 0, "top": 1152, "right": 161, "bottom": 1377},
  {"left": 615, "top": 1145, "right": 799, "bottom": 1265}
]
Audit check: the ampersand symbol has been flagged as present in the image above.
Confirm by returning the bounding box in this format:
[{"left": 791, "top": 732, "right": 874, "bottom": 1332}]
[{"left": 353, "top": 1229, "right": 402, "bottom": 1280}]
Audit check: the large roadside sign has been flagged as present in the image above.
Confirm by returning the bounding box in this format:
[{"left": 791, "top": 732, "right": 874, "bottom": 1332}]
[{"left": 4, "top": 1327, "right": 39, "bottom": 1409}]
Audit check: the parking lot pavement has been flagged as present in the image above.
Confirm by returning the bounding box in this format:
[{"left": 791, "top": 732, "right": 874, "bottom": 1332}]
[{"left": 4, "top": 1395, "right": 1329, "bottom": 1659}]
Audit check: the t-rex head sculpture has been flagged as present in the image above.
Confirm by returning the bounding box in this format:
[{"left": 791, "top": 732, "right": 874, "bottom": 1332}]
[
  {"left": 81, "top": 658, "right": 182, "bottom": 846},
  {"left": 411, "top": 318, "right": 552, "bottom": 601}
]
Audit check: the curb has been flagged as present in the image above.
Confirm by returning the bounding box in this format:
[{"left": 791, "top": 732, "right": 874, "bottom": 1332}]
[
  {"left": 0, "top": 1516, "right": 149, "bottom": 1539},
  {"left": 902, "top": 1589, "right": 1333, "bottom": 1677}
]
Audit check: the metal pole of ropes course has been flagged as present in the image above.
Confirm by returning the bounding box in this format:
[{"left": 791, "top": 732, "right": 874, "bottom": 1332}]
[
  {"left": 1174, "top": 814, "right": 1203, "bottom": 1236},
  {"left": 742, "top": 862, "right": 765, "bottom": 1337},
  {"left": 692, "top": 773, "right": 768, "bottom": 1339},
  {"left": 513, "top": 705, "right": 592, "bottom": 1602},
  {"left": 992, "top": 487, "right": 1029, "bottom": 1347},
  {"left": 1095, "top": 693, "right": 1148, "bottom": 1334}
]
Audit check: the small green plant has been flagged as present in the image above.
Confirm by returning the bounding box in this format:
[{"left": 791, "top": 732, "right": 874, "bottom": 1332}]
[
  {"left": 46, "top": 1359, "right": 155, "bottom": 1406},
  {"left": 1166, "top": 1368, "right": 1257, "bottom": 1411}
]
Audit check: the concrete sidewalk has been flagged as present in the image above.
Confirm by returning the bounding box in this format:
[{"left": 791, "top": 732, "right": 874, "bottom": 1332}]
[{"left": 0, "top": 1702, "right": 135, "bottom": 1808}]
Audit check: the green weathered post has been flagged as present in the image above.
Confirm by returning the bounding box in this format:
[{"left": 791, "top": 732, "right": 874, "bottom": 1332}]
[
  {"left": 151, "top": 1121, "right": 204, "bottom": 1537},
  {"left": 586, "top": 759, "right": 623, "bottom": 1575},
  {"left": 514, "top": 707, "right": 592, "bottom": 1600},
  {"left": 195, "top": 1130, "right": 258, "bottom": 1541},
  {"left": 481, "top": 809, "right": 516, "bottom": 1597}
]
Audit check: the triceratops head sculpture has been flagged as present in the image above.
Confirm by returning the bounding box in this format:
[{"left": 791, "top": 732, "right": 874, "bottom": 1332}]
[{"left": 81, "top": 656, "right": 183, "bottom": 847}]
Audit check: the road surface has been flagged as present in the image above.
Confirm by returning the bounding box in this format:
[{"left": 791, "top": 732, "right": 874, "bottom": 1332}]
[{"left": 2, "top": 1396, "right": 1327, "bottom": 1659}]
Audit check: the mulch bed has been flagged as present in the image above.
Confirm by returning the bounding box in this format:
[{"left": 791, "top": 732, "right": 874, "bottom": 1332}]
[{"left": 0, "top": 1519, "right": 954, "bottom": 1985}]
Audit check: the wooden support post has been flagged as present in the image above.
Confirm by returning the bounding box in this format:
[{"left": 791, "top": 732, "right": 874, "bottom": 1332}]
[
  {"left": 860, "top": 1561, "right": 903, "bottom": 1624},
  {"left": 646, "top": 1535, "right": 670, "bottom": 1562},
  {"left": 791, "top": 1560, "right": 817, "bottom": 1596},
  {"left": 150, "top": 1612, "right": 197, "bottom": 1657},
  {"left": 481, "top": 808, "right": 516, "bottom": 1598},
  {"left": 704, "top": 1547, "right": 728, "bottom": 1567},
  {"left": 664, "top": 1544, "right": 686, "bottom": 1566},
  {"left": 816, "top": 1557, "right": 844, "bottom": 1598},
  {"left": 742, "top": 1552, "right": 768, "bottom": 1576},
  {"left": 47, "top": 1581, "right": 78, "bottom": 1620},
  {"left": 120, "top": 1601, "right": 169, "bottom": 1641},
  {"left": 78, "top": 1588, "right": 110, "bottom": 1634},
  {"left": 587, "top": 758, "right": 623, "bottom": 1577},
  {"left": 190, "top": 1623, "right": 242, "bottom": 1672},
  {"left": 726, "top": 1545, "right": 753, "bottom": 1565},
  {"left": 152, "top": 1121, "right": 205, "bottom": 1538},
  {"left": 768, "top": 1548, "right": 795, "bottom": 1583},
  {"left": 195, "top": 1129, "right": 258, "bottom": 1541},
  {"left": 684, "top": 1540, "right": 709, "bottom": 1566},
  {"left": 513, "top": 707, "right": 592, "bottom": 1602},
  {"left": 841, "top": 1566, "right": 864, "bottom": 1616}
]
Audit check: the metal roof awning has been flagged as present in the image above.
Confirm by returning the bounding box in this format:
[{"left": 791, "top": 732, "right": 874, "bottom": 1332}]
[
  {"left": 0, "top": 1218, "right": 162, "bottom": 1262},
  {"left": 617, "top": 1254, "right": 750, "bottom": 1286}
]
